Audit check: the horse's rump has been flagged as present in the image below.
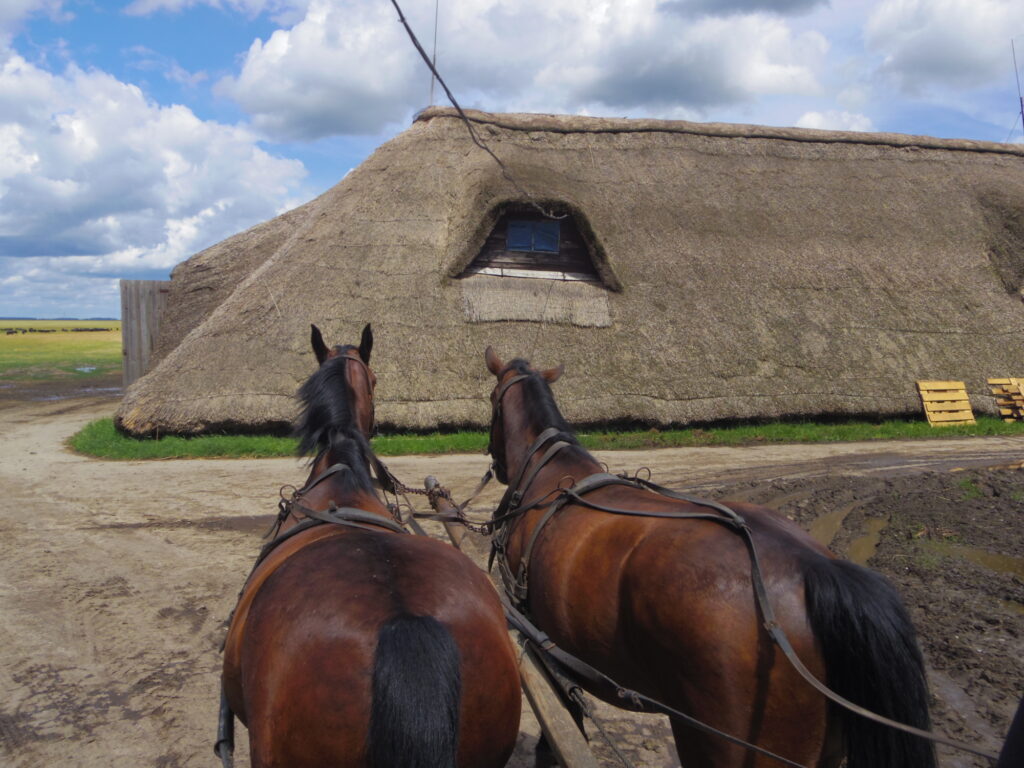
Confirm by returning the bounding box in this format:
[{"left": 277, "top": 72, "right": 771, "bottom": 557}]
[{"left": 229, "top": 529, "right": 521, "bottom": 767}]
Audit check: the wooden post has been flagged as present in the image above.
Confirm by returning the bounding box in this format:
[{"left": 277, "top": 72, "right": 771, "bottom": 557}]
[
  {"left": 120, "top": 280, "right": 170, "bottom": 387},
  {"left": 423, "top": 478, "right": 600, "bottom": 768}
]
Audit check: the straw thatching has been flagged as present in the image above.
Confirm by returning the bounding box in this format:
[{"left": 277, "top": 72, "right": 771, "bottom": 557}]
[
  {"left": 117, "top": 107, "right": 1024, "bottom": 436},
  {"left": 150, "top": 199, "right": 318, "bottom": 365}
]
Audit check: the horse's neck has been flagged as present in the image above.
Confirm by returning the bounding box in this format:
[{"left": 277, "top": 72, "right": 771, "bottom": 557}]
[
  {"left": 504, "top": 421, "right": 600, "bottom": 492},
  {"left": 301, "top": 440, "right": 387, "bottom": 516}
]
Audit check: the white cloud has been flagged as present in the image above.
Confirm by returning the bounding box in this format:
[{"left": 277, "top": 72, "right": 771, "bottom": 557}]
[
  {"left": 0, "top": 0, "right": 67, "bottom": 40},
  {"left": 796, "top": 109, "right": 873, "bottom": 131},
  {"left": 127, "top": 46, "right": 208, "bottom": 88},
  {"left": 667, "top": 0, "right": 826, "bottom": 16},
  {"left": 217, "top": 0, "right": 420, "bottom": 139},
  {"left": 0, "top": 47, "right": 307, "bottom": 315},
  {"left": 123, "top": 0, "right": 310, "bottom": 24},
  {"left": 218, "top": 0, "right": 829, "bottom": 141},
  {"left": 0, "top": 256, "right": 120, "bottom": 317},
  {"left": 866, "top": 0, "right": 1024, "bottom": 94}
]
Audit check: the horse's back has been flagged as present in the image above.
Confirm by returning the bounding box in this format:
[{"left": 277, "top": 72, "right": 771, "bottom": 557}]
[
  {"left": 234, "top": 528, "right": 520, "bottom": 768},
  {"left": 525, "top": 491, "right": 834, "bottom": 766}
]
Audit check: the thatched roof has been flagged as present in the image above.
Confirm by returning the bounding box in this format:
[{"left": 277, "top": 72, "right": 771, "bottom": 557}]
[
  {"left": 150, "top": 198, "right": 319, "bottom": 365},
  {"left": 117, "top": 108, "right": 1024, "bottom": 436}
]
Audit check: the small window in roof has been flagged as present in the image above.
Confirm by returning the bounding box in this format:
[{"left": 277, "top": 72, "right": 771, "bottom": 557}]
[
  {"left": 460, "top": 211, "right": 601, "bottom": 283},
  {"left": 507, "top": 218, "right": 560, "bottom": 253}
]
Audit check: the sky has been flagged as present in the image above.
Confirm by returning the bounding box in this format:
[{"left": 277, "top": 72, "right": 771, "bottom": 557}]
[{"left": 1, "top": 0, "right": 1023, "bottom": 318}]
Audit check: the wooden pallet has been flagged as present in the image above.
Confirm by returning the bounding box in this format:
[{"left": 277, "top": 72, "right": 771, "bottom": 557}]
[
  {"left": 987, "top": 377, "right": 1024, "bottom": 422},
  {"left": 916, "top": 381, "right": 976, "bottom": 426}
]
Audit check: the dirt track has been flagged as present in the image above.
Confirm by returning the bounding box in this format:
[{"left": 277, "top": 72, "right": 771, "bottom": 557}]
[{"left": 0, "top": 393, "right": 1021, "bottom": 767}]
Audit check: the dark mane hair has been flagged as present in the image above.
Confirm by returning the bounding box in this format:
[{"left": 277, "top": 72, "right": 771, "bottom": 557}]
[
  {"left": 505, "top": 358, "right": 578, "bottom": 443},
  {"left": 294, "top": 349, "right": 375, "bottom": 490}
]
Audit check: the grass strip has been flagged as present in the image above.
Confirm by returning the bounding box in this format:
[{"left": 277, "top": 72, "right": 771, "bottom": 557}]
[
  {"left": 70, "top": 416, "right": 1024, "bottom": 460},
  {"left": 69, "top": 419, "right": 298, "bottom": 460}
]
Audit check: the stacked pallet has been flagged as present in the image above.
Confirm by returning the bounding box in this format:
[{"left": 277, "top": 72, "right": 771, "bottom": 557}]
[
  {"left": 987, "top": 378, "right": 1024, "bottom": 422},
  {"left": 916, "top": 381, "right": 976, "bottom": 427}
]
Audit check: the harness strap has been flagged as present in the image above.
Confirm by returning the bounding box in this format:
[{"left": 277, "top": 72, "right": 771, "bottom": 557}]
[
  {"left": 493, "top": 426, "right": 564, "bottom": 518},
  {"left": 501, "top": 596, "right": 806, "bottom": 768},
  {"left": 301, "top": 462, "right": 352, "bottom": 494},
  {"left": 458, "top": 465, "right": 496, "bottom": 513},
  {"left": 290, "top": 502, "right": 409, "bottom": 535},
  {"left": 499, "top": 469, "right": 1000, "bottom": 762},
  {"left": 742, "top": 531, "right": 997, "bottom": 760}
]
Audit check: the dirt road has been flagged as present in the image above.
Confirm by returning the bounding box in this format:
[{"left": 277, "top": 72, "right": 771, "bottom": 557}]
[{"left": 0, "top": 394, "right": 1020, "bottom": 767}]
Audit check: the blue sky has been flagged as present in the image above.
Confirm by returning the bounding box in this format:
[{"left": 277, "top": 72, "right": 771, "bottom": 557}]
[{"left": 1, "top": 0, "right": 1023, "bottom": 318}]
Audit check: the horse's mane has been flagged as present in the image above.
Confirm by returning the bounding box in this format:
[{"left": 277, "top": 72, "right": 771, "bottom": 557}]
[
  {"left": 295, "top": 348, "right": 375, "bottom": 490},
  {"left": 505, "top": 358, "right": 578, "bottom": 444}
]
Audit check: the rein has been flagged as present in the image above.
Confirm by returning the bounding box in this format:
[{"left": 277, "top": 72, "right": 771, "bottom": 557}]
[{"left": 485, "top": 378, "right": 1000, "bottom": 764}]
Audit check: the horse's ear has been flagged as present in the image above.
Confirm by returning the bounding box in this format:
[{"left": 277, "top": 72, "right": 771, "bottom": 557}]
[
  {"left": 541, "top": 364, "right": 564, "bottom": 384},
  {"left": 358, "top": 324, "right": 373, "bottom": 364},
  {"left": 485, "top": 346, "right": 504, "bottom": 376},
  {"left": 311, "top": 324, "right": 330, "bottom": 365}
]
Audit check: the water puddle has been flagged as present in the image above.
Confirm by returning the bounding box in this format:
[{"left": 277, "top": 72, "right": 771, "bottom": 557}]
[
  {"left": 848, "top": 517, "right": 888, "bottom": 565},
  {"left": 718, "top": 488, "right": 765, "bottom": 505},
  {"left": 33, "top": 386, "right": 122, "bottom": 402},
  {"left": 757, "top": 489, "right": 812, "bottom": 511},
  {"left": 807, "top": 500, "right": 865, "bottom": 549},
  {"left": 921, "top": 541, "right": 1024, "bottom": 579}
]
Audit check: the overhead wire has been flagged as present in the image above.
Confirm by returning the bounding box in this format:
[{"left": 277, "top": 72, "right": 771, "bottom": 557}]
[
  {"left": 388, "top": 0, "right": 565, "bottom": 219},
  {"left": 1011, "top": 39, "right": 1024, "bottom": 143}
]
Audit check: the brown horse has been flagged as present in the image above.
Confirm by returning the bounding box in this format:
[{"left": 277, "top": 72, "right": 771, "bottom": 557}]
[
  {"left": 218, "top": 326, "right": 521, "bottom": 768},
  {"left": 483, "top": 348, "right": 935, "bottom": 768}
]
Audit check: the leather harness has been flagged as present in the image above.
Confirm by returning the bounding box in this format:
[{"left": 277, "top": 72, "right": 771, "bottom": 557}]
[{"left": 485, "top": 373, "right": 1000, "bottom": 764}]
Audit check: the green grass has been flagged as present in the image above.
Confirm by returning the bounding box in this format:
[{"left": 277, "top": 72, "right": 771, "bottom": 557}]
[
  {"left": 70, "top": 415, "right": 1024, "bottom": 460},
  {"left": 69, "top": 418, "right": 297, "bottom": 460},
  {"left": 0, "top": 320, "right": 122, "bottom": 381}
]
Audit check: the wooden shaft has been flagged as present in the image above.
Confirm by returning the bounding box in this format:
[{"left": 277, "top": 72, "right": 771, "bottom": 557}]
[{"left": 423, "top": 476, "right": 600, "bottom": 768}]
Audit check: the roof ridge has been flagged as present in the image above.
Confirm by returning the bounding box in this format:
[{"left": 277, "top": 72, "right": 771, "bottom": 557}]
[{"left": 415, "top": 106, "right": 1024, "bottom": 157}]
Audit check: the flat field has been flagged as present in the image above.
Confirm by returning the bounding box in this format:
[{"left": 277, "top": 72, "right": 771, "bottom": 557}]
[{"left": 0, "top": 320, "right": 122, "bottom": 386}]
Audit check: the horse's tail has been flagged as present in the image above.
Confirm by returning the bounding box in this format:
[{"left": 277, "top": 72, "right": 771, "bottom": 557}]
[
  {"left": 368, "top": 613, "right": 461, "bottom": 768},
  {"left": 802, "top": 556, "right": 936, "bottom": 768}
]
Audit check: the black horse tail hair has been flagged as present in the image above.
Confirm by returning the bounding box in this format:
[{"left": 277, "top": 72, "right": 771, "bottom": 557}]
[
  {"left": 802, "top": 556, "right": 936, "bottom": 768},
  {"left": 368, "top": 613, "right": 461, "bottom": 768}
]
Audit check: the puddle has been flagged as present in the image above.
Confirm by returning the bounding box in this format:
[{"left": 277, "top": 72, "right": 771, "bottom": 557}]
[
  {"left": 719, "top": 487, "right": 812, "bottom": 510},
  {"left": 848, "top": 516, "right": 888, "bottom": 565},
  {"left": 756, "top": 489, "right": 812, "bottom": 511},
  {"left": 33, "top": 386, "right": 122, "bottom": 402},
  {"left": 807, "top": 500, "right": 865, "bottom": 549},
  {"left": 717, "top": 488, "right": 765, "bottom": 504},
  {"left": 922, "top": 541, "right": 1024, "bottom": 580}
]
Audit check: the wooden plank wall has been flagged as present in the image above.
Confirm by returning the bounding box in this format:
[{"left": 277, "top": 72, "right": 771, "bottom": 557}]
[{"left": 120, "top": 279, "right": 170, "bottom": 387}]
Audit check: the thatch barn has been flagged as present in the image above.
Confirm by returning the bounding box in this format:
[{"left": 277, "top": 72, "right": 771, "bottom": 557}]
[{"left": 116, "top": 107, "right": 1024, "bottom": 436}]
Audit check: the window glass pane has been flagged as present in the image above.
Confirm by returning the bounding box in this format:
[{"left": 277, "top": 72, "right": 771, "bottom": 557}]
[
  {"left": 506, "top": 220, "right": 533, "bottom": 251},
  {"left": 533, "top": 220, "right": 560, "bottom": 252}
]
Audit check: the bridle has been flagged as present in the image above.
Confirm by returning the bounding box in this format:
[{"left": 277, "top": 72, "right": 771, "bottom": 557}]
[
  {"left": 338, "top": 351, "right": 376, "bottom": 436},
  {"left": 480, "top": 365, "right": 999, "bottom": 765},
  {"left": 486, "top": 369, "right": 533, "bottom": 484}
]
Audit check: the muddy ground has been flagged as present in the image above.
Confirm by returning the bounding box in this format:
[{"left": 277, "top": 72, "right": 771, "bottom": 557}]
[{"left": 0, "top": 387, "right": 1021, "bottom": 767}]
